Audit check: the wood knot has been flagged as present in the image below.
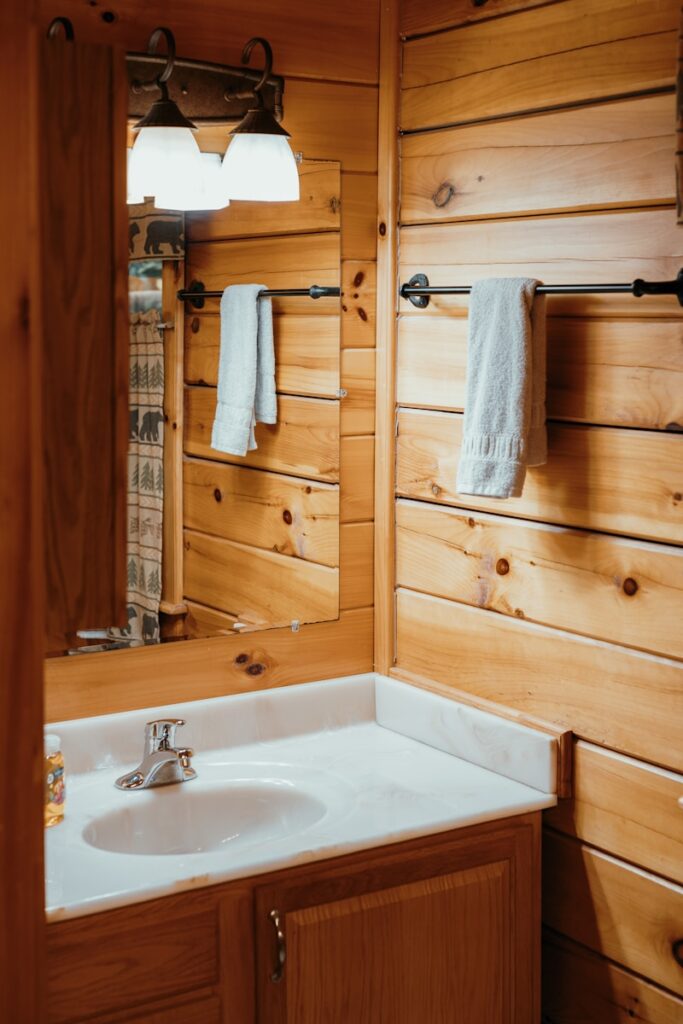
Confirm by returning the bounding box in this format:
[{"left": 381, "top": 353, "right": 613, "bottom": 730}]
[
  {"left": 357, "top": 308, "right": 368, "bottom": 322},
  {"left": 674, "top": 492, "right": 682, "bottom": 502},
  {"left": 191, "top": 317, "right": 200, "bottom": 334},
  {"left": 378, "top": 222, "right": 387, "bottom": 237},
  {"left": 330, "top": 196, "right": 341, "bottom": 214},
  {"left": 282, "top": 509, "right": 293, "bottom": 525},
  {"left": 496, "top": 558, "right": 510, "bottom": 576},
  {"left": 213, "top": 487, "right": 222, "bottom": 502},
  {"left": 468, "top": 517, "right": 476, "bottom": 528},
  {"left": 672, "top": 939, "right": 683, "bottom": 967},
  {"left": 234, "top": 653, "right": 249, "bottom": 665},
  {"left": 247, "top": 662, "right": 266, "bottom": 676},
  {"left": 622, "top": 577, "right": 638, "bottom": 596},
  {"left": 432, "top": 182, "right": 456, "bottom": 209},
  {"left": 353, "top": 271, "right": 365, "bottom": 287},
  {"left": 431, "top": 483, "right": 441, "bottom": 496}
]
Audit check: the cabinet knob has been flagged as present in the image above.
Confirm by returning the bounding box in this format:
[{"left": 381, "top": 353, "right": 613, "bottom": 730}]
[{"left": 269, "top": 908, "right": 286, "bottom": 982}]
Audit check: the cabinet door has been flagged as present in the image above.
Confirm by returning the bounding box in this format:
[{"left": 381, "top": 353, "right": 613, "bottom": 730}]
[{"left": 255, "top": 817, "right": 539, "bottom": 1024}]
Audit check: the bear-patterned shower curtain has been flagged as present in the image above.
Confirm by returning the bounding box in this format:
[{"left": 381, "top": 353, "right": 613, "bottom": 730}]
[{"left": 111, "top": 311, "right": 165, "bottom": 642}]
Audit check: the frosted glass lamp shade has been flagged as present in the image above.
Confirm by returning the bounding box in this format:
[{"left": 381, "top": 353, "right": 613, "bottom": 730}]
[
  {"left": 126, "top": 149, "right": 144, "bottom": 205},
  {"left": 155, "top": 153, "right": 230, "bottom": 211},
  {"left": 221, "top": 134, "right": 300, "bottom": 202},
  {"left": 128, "top": 126, "right": 203, "bottom": 202}
]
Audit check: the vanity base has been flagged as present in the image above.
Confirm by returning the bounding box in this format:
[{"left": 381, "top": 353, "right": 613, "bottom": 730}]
[{"left": 47, "top": 811, "right": 540, "bottom": 1023}]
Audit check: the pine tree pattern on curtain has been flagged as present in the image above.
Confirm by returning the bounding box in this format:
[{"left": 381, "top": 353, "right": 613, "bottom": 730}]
[{"left": 111, "top": 311, "right": 164, "bottom": 642}]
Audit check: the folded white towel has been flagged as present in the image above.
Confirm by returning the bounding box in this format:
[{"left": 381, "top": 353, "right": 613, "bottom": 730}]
[
  {"left": 456, "top": 278, "right": 546, "bottom": 499},
  {"left": 211, "top": 284, "right": 277, "bottom": 457}
]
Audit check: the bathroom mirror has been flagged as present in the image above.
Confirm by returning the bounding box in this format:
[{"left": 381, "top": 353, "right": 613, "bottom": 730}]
[{"left": 47, "top": 45, "right": 343, "bottom": 657}]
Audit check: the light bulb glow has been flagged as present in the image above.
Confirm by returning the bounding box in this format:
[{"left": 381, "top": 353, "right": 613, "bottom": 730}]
[
  {"left": 126, "top": 149, "right": 144, "bottom": 205},
  {"left": 155, "top": 152, "right": 230, "bottom": 211},
  {"left": 128, "top": 126, "right": 203, "bottom": 201},
  {"left": 220, "top": 134, "right": 300, "bottom": 202}
]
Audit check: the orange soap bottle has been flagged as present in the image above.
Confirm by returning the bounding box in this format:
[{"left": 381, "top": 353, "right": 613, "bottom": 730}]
[{"left": 44, "top": 733, "right": 66, "bottom": 828}]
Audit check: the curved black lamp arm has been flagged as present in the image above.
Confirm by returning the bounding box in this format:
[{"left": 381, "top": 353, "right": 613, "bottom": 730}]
[
  {"left": 46, "top": 16, "right": 75, "bottom": 40},
  {"left": 241, "top": 37, "right": 274, "bottom": 105}
]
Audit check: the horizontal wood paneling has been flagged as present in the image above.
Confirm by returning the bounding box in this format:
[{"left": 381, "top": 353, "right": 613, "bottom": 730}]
[
  {"left": 396, "top": 500, "right": 683, "bottom": 658},
  {"left": 401, "top": 0, "right": 677, "bottom": 131},
  {"left": 341, "top": 348, "right": 376, "bottom": 435},
  {"left": 396, "top": 410, "right": 683, "bottom": 544},
  {"left": 401, "top": 95, "right": 675, "bottom": 224},
  {"left": 39, "top": 0, "right": 381, "bottom": 85},
  {"left": 399, "top": 209, "right": 683, "bottom": 317},
  {"left": 397, "top": 315, "right": 683, "bottom": 429},
  {"left": 183, "top": 529, "right": 338, "bottom": 627},
  {"left": 542, "top": 830, "right": 683, "bottom": 994},
  {"left": 340, "top": 435, "right": 375, "bottom": 522},
  {"left": 342, "top": 260, "right": 377, "bottom": 347},
  {"left": 184, "top": 315, "right": 340, "bottom": 398},
  {"left": 341, "top": 173, "right": 378, "bottom": 260},
  {"left": 186, "top": 232, "right": 340, "bottom": 317},
  {"left": 187, "top": 161, "right": 341, "bottom": 242},
  {"left": 45, "top": 607, "right": 373, "bottom": 721},
  {"left": 340, "top": 521, "right": 374, "bottom": 610},
  {"left": 544, "top": 741, "right": 683, "bottom": 884},
  {"left": 400, "top": 0, "right": 559, "bottom": 38},
  {"left": 395, "top": 588, "right": 683, "bottom": 772},
  {"left": 542, "top": 931, "right": 683, "bottom": 1024},
  {"left": 185, "top": 388, "right": 340, "bottom": 481},
  {"left": 183, "top": 458, "right": 339, "bottom": 567}
]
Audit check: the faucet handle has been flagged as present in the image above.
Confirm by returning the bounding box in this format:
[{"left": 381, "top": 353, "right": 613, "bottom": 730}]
[{"left": 144, "top": 718, "right": 186, "bottom": 755}]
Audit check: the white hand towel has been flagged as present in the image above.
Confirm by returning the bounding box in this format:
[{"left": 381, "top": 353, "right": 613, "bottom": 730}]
[
  {"left": 210, "top": 284, "right": 277, "bottom": 457},
  {"left": 456, "top": 277, "right": 546, "bottom": 499}
]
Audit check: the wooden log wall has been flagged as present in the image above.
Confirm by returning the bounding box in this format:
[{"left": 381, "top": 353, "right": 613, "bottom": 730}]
[
  {"left": 395, "top": 0, "right": 683, "bottom": 1018},
  {"left": 43, "top": 0, "right": 379, "bottom": 719}
]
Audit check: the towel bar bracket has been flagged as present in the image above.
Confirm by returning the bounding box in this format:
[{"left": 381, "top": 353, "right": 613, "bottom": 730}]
[{"left": 400, "top": 269, "right": 683, "bottom": 309}]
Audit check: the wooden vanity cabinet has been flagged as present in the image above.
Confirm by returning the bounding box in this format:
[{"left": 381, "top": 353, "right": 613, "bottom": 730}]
[{"left": 46, "top": 813, "right": 540, "bottom": 1024}]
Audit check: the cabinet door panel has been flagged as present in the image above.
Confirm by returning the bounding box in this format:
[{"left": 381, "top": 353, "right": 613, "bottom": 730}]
[{"left": 256, "top": 819, "right": 538, "bottom": 1023}]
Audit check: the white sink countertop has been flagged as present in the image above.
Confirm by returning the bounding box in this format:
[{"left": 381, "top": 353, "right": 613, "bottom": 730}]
[{"left": 46, "top": 673, "right": 558, "bottom": 921}]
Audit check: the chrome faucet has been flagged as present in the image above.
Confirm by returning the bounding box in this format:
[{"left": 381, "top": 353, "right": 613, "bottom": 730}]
[{"left": 115, "top": 718, "right": 196, "bottom": 790}]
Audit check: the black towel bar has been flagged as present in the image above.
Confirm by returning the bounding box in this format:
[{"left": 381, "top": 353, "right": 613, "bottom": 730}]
[
  {"left": 178, "top": 279, "right": 340, "bottom": 309},
  {"left": 400, "top": 270, "right": 683, "bottom": 309}
]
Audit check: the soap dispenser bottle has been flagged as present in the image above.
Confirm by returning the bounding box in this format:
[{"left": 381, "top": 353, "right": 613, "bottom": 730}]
[{"left": 44, "top": 733, "right": 66, "bottom": 828}]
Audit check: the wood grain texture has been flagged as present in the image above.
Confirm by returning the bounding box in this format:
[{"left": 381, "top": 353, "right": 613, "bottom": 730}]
[
  {"left": 340, "top": 435, "right": 375, "bottom": 522},
  {"left": 341, "top": 172, "right": 378, "bottom": 260},
  {"left": 162, "top": 262, "right": 185, "bottom": 608},
  {"left": 185, "top": 388, "right": 340, "bottom": 481},
  {"left": 542, "top": 931, "right": 683, "bottom": 1024},
  {"left": 400, "top": 94, "right": 675, "bottom": 224},
  {"left": 542, "top": 831, "right": 683, "bottom": 994},
  {"left": 397, "top": 315, "right": 683, "bottom": 429},
  {"left": 45, "top": 607, "right": 373, "bottom": 720},
  {"left": 183, "top": 529, "right": 339, "bottom": 628},
  {"left": 341, "top": 348, "right": 376, "bottom": 435},
  {"left": 1, "top": 2, "right": 45, "bottom": 1020},
  {"left": 401, "top": 0, "right": 677, "bottom": 131},
  {"left": 395, "top": 588, "right": 683, "bottom": 772},
  {"left": 341, "top": 260, "right": 377, "bottom": 347},
  {"left": 396, "top": 410, "right": 683, "bottom": 544},
  {"left": 396, "top": 500, "right": 683, "bottom": 658},
  {"left": 47, "top": 888, "right": 219, "bottom": 1024},
  {"left": 256, "top": 814, "right": 539, "bottom": 1023},
  {"left": 184, "top": 314, "right": 340, "bottom": 398},
  {"left": 38, "top": 0, "right": 381, "bottom": 84},
  {"left": 184, "top": 458, "right": 339, "bottom": 567},
  {"left": 187, "top": 161, "right": 341, "bottom": 242},
  {"left": 186, "top": 232, "right": 340, "bottom": 317},
  {"left": 374, "top": 0, "right": 400, "bottom": 673},
  {"left": 399, "top": 208, "right": 683, "bottom": 317},
  {"left": 400, "top": 0, "right": 562, "bottom": 38},
  {"left": 340, "top": 521, "right": 374, "bottom": 610},
  {"left": 41, "top": 37, "right": 128, "bottom": 636},
  {"left": 545, "top": 741, "right": 683, "bottom": 884}
]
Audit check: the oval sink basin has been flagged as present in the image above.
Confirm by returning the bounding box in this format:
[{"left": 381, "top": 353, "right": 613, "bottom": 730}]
[{"left": 83, "top": 779, "right": 327, "bottom": 856}]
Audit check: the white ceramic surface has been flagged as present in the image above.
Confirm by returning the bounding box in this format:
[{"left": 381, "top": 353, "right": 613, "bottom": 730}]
[{"left": 46, "top": 674, "right": 557, "bottom": 920}]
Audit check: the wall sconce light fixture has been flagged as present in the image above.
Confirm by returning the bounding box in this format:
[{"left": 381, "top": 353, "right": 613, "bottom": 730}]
[
  {"left": 127, "top": 27, "right": 204, "bottom": 204},
  {"left": 220, "top": 38, "right": 300, "bottom": 203}
]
